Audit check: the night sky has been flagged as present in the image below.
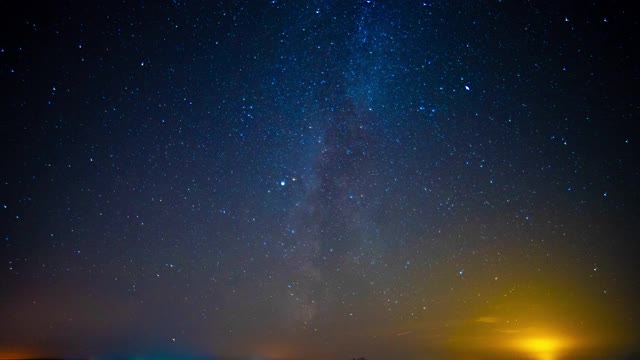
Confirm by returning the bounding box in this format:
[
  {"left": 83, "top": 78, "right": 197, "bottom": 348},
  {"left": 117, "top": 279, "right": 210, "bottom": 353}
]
[{"left": 1, "top": 1, "right": 639, "bottom": 359}]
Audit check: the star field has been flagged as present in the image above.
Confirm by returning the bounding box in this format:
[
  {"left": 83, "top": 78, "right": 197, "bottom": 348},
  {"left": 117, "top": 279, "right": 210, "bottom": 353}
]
[{"left": 1, "top": 1, "right": 639, "bottom": 359}]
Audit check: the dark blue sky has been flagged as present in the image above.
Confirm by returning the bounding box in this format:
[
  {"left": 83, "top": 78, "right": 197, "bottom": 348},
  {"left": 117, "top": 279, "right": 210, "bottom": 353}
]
[{"left": 1, "top": 1, "right": 639, "bottom": 359}]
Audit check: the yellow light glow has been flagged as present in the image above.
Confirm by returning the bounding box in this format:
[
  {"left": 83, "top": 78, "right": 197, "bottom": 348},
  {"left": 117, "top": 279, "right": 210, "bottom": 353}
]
[{"left": 514, "top": 336, "right": 571, "bottom": 360}]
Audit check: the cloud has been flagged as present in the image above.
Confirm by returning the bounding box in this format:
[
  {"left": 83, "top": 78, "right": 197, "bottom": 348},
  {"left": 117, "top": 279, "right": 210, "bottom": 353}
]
[{"left": 475, "top": 316, "right": 500, "bottom": 324}]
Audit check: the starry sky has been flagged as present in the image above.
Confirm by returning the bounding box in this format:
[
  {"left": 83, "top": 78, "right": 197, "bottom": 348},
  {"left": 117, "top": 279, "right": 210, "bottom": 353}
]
[{"left": 1, "top": 1, "right": 639, "bottom": 359}]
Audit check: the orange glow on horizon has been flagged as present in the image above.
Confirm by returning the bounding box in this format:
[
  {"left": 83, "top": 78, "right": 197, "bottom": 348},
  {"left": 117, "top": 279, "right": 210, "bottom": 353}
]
[
  {"left": 0, "top": 349, "right": 42, "bottom": 360},
  {"left": 513, "top": 335, "right": 573, "bottom": 360}
]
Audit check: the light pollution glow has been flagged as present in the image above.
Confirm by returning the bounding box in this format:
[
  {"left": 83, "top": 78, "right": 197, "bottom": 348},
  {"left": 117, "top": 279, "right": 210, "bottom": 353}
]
[
  {"left": 0, "top": 350, "right": 42, "bottom": 360},
  {"left": 238, "top": 254, "right": 637, "bottom": 360},
  {"left": 425, "top": 262, "right": 639, "bottom": 360},
  {"left": 2, "top": 261, "right": 637, "bottom": 360},
  {"left": 514, "top": 336, "right": 572, "bottom": 360}
]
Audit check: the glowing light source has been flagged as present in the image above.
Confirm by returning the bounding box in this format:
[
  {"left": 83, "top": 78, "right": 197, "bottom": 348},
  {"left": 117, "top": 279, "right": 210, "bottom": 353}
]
[{"left": 514, "top": 335, "right": 571, "bottom": 360}]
